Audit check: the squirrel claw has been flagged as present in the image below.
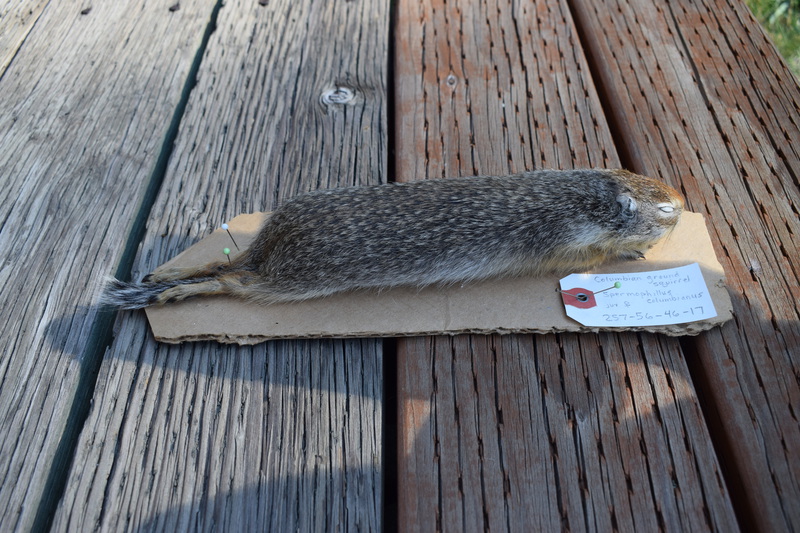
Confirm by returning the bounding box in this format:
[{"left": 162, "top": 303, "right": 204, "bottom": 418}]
[{"left": 618, "top": 250, "right": 647, "bottom": 261}]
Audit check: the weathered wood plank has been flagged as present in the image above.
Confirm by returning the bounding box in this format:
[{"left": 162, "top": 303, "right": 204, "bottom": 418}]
[
  {"left": 394, "top": 0, "right": 737, "bottom": 530},
  {"left": 0, "top": 2, "right": 218, "bottom": 530},
  {"left": 0, "top": 0, "right": 49, "bottom": 74},
  {"left": 53, "top": 0, "right": 387, "bottom": 530},
  {"left": 570, "top": 0, "right": 800, "bottom": 529},
  {"left": 400, "top": 335, "right": 737, "bottom": 531}
]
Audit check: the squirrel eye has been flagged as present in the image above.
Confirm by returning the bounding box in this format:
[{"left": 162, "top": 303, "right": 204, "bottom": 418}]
[{"left": 658, "top": 203, "right": 675, "bottom": 213}]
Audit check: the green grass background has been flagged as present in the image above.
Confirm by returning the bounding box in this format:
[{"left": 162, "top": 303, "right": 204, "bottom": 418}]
[{"left": 747, "top": 0, "right": 800, "bottom": 76}]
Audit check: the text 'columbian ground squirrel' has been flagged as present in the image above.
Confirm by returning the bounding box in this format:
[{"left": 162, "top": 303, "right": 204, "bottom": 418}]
[{"left": 102, "top": 169, "right": 684, "bottom": 309}]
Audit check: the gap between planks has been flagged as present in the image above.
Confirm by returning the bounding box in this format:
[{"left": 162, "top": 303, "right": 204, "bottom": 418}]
[
  {"left": 568, "top": 0, "right": 800, "bottom": 530},
  {"left": 29, "top": 3, "right": 225, "bottom": 531}
]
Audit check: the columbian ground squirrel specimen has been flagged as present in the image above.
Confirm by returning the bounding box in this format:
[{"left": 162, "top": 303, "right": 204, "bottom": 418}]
[{"left": 102, "top": 169, "right": 683, "bottom": 309}]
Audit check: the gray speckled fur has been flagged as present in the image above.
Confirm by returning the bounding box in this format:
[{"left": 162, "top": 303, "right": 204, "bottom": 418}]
[{"left": 102, "top": 169, "right": 683, "bottom": 309}]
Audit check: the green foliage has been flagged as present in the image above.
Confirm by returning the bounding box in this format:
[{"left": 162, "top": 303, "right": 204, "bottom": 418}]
[{"left": 747, "top": 0, "right": 800, "bottom": 76}]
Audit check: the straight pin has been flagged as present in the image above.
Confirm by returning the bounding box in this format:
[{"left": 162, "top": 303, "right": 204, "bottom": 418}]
[
  {"left": 221, "top": 223, "right": 240, "bottom": 250},
  {"left": 594, "top": 281, "right": 622, "bottom": 294},
  {"left": 223, "top": 247, "right": 231, "bottom": 264},
  {"left": 555, "top": 282, "right": 621, "bottom": 298}
]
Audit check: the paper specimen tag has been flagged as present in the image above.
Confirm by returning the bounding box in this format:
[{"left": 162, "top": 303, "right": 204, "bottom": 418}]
[{"left": 559, "top": 263, "right": 717, "bottom": 327}]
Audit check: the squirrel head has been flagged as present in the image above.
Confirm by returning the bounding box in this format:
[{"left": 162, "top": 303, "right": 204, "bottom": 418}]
[{"left": 607, "top": 169, "right": 684, "bottom": 251}]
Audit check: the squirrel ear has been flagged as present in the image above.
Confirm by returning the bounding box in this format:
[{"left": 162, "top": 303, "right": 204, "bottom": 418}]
[{"left": 617, "top": 194, "right": 638, "bottom": 218}]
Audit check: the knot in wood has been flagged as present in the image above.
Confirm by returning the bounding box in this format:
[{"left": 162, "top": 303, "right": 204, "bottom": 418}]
[
  {"left": 320, "top": 86, "right": 356, "bottom": 106},
  {"left": 445, "top": 74, "right": 458, "bottom": 87}
]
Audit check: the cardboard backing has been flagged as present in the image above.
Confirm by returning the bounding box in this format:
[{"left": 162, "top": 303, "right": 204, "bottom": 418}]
[{"left": 144, "top": 211, "right": 732, "bottom": 343}]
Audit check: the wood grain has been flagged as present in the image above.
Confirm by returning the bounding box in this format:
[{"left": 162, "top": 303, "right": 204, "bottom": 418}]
[
  {"left": 3, "top": 0, "right": 794, "bottom": 529},
  {"left": 0, "top": 2, "right": 218, "bottom": 530},
  {"left": 53, "top": 0, "right": 387, "bottom": 530},
  {"left": 400, "top": 335, "right": 737, "bottom": 531},
  {"left": 0, "top": 0, "right": 49, "bottom": 74},
  {"left": 570, "top": 0, "right": 800, "bottom": 529},
  {"left": 394, "top": 0, "right": 737, "bottom": 530}
]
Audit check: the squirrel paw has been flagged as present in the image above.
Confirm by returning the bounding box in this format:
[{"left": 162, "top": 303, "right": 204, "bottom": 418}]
[
  {"left": 616, "top": 250, "right": 647, "bottom": 261},
  {"left": 143, "top": 262, "right": 227, "bottom": 284},
  {"left": 142, "top": 267, "right": 187, "bottom": 283}
]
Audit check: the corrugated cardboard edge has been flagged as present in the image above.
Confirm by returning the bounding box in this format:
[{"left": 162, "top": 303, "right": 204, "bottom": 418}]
[{"left": 144, "top": 211, "right": 733, "bottom": 343}]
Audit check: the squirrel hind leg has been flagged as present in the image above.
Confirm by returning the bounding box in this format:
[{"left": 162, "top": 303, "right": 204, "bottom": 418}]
[
  {"left": 153, "top": 271, "right": 256, "bottom": 306},
  {"left": 143, "top": 260, "right": 229, "bottom": 284}
]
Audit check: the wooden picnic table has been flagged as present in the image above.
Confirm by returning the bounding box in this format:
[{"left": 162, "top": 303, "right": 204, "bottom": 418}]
[{"left": 1, "top": 0, "right": 797, "bottom": 531}]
